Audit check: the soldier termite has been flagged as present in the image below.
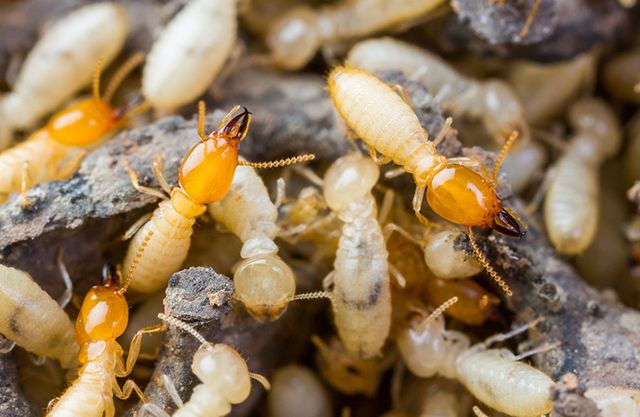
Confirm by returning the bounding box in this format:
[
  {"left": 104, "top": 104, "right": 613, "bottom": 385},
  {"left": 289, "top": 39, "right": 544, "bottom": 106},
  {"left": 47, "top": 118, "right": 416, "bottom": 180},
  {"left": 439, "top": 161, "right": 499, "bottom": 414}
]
[
  {"left": 346, "top": 37, "right": 530, "bottom": 144},
  {"left": 397, "top": 299, "right": 556, "bottom": 417},
  {"left": 122, "top": 101, "right": 313, "bottom": 295},
  {"left": 46, "top": 266, "right": 164, "bottom": 417},
  {"left": 208, "top": 159, "right": 301, "bottom": 321},
  {"left": 264, "top": 0, "right": 446, "bottom": 71},
  {"left": 0, "top": 264, "right": 77, "bottom": 369},
  {"left": 267, "top": 365, "right": 332, "bottom": 417},
  {"left": 0, "top": 2, "right": 128, "bottom": 143},
  {"left": 0, "top": 53, "right": 146, "bottom": 208},
  {"left": 142, "top": 0, "right": 237, "bottom": 111},
  {"left": 139, "top": 313, "right": 270, "bottom": 417},
  {"left": 544, "top": 98, "right": 622, "bottom": 255},
  {"left": 328, "top": 66, "right": 526, "bottom": 297},
  {"left": 312, "top": 335, "right": 384, "bottom": 397}
]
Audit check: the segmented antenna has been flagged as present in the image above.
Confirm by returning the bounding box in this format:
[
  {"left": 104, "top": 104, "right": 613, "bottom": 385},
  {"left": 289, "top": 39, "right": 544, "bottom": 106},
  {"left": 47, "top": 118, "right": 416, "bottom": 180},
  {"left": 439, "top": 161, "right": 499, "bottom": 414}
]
[
  {"left": 103, "top": 52, "right": 145, "bottom": 103},
  {"left": 493, "top": 129, "right": 519, "bottom": 185},
  {"left": 239, "top": 154, "right": 316, "bottom": 169},
  {"left": 519, "top": 0, "right": 543, "bottom": 39},
  {"left": 92, "top": 58, "right": 105, "bottom": 102},
  {"left": 158, "top": 313, "right": 210, "bottom": 347},
  {"left": 467, "top": 228, "right": 513, "bottom": 296},
  {"left": 292, "top": 291, "right": 332, "bottom": 302},
  {"left": 197, "top": 100, "right": 207, "bottom": 141},
  {"left": 422, "top": 296, "right": 458, "bottom": 324}
]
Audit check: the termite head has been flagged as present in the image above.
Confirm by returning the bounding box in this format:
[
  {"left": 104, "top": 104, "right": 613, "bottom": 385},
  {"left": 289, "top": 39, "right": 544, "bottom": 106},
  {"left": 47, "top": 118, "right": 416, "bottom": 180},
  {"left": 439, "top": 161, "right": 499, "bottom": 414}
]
[
  {"left": 178, "top": 106, "right": 251, "bottom": 204},
  {"left": 233, "top": 254, "right": 296, "bottom": 322},
  {"left": 426, "top": 164, "right": 525, "bottom": 237},
  {"left": 266, "top": 5, "right": 319, "bottom": 70},
  {"left": 75, "top": 266, "right": 129, "bottom": 362},
  {"left": 323, "top": 153, "right": 379, "bottom": 213},
  {"left": 192, "top": 343, "right": 252, "bottom": 404},
  {"left": 48, "top": 53, "right": 145, "bottom": 147}
]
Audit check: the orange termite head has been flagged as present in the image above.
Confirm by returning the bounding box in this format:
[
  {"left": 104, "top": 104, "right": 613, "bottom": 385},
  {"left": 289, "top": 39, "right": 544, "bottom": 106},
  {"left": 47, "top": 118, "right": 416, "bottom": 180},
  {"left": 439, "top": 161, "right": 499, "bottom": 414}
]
[
  {"left": 178, "top": 105, "right": 252, "bottom": 204},
  {"left": 427, "top": 164, "right": 526, "bottom": 237},
  {"left": 75, "top": 264, "right": 129, "bottom": 360}
]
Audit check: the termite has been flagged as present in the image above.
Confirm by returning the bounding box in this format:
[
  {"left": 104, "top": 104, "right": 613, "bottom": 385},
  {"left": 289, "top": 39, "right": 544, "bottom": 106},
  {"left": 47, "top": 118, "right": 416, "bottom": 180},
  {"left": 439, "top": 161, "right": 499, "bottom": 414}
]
[
  {"left": 123, "top": 101, "right": 313, "bottom": 295},
  {"left": 46, "top": 265, "right": 164, "bottom": 417},
  {"left": 0, "top": 264, "right": 77, "bottom": 368},
  {"left": 390, "top": 376, "right": 470, "bottom": 417},
  {"left": 0, "top": 53, "right": 146, "bottom": 208},
  {"left": 397, "top": 299, "right": 555, "bottom": 417},
  {"left": 311, "top": 335, "right": 384, "bottom": 397},
  {"left": 142, "top": 0, "right": 237, "bottom": 111},
  {"left": 603, "top": 48, "right": 640, "bottom": 104},
  {"left": 544, "top": 98, "right": 621, "bottom": 255},
  {"left": 208, "top": 160, "right": 305, "bottom": 321},
  {"left": 267, "top": 365, "right": 332, "bottom": 417},
  {"left": 0, "top": 3, "right": 128, "bottom": 137},
  {"left": 346, "top": 37, "right": 530, "bottom": 144},
  {"left": 264, "top": 0, "right": 447, "bottom": 71},
  {"left": 299, "top": 153, "right": 391, "bottom": 358},
  {"left": 328, "top": 66, "right": 526, "bottom": 296},
  {"left": 139, "top": 313, "right": 270, "bottom": 417}
]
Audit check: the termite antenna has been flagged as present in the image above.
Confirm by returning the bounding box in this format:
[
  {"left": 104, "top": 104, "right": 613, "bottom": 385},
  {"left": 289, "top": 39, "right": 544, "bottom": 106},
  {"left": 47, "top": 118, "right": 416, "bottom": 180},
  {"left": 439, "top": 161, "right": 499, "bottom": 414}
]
[
  {"left": 92, "top": 57, "right": 105, "bottom": 103},
  {"left": 249, "top": 372, "right": 271, "bottom": 390},
  {"left": 519, "top": 0, "right": 542, "bottom": 39},
  {"left": 158, "top": 313, "right": 211, "bottom": 348},
  {"left": 103, "top": 52, "right": 145, "bottom": 103},
  {"left": 197, "top": 100, "right": 207, "bottom": 141},
  {"left": 310, "top": 335, "right": 331, "bottom": 355},
  {"left": 422, "top": 296, "right": 458, "bottom": 324},
  {"left": 291, "top": 291, "right": 333, "bottom": 302},
  {"left": 492, "top": 129, "right": 519, "bottom": 185},
  {"left": 467, "top": 227, "right": 513, "bottom": 296},
  {"left": 238, "top": 154, "right": 316, "bottom": 169},
  {"left": 472, "top": 405, "right": 491, "bottom": 417}
]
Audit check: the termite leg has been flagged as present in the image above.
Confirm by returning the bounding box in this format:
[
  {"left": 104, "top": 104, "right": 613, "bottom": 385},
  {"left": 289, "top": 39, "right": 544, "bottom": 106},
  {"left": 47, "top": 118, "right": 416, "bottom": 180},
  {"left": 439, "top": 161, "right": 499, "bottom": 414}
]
[
  {"left": 123, "top": 159, "right": 168, "bottom": 200},
  {"left": 121, "top": 212, "right": 154, "bottom": 241},
  {"left": 322, "top": 271, "right": 335, "bottom": 291},
  {"left": 292, "top": 165, "right": 324, "bottom": 187},
  {"left": 56, "top": 249, "right": 73, "bottom": 309},
  {"left": 274, "top": 177, "right": 286, "bottom": 209},
  {"left": 525, "top": 165, "right": 554, "bottom": 215},
  {"left": 377, "top": 188, "right": 395, "bottom": 224},
  {"left": 388, "top": 83, "right": 413, "bottom": 106},
  {"left": 103, "top": 392, "right": 115, "bottom": 417},
  {"left": 138, "top": 403, "right": 171, "bottom": 417},
  {"left": 384, "top": 166, "right": 406, "bottom": 179},
  {"left": 249, "top": 372, "right": 271, "bottom": 389},
  {"left": 412, "top": 185, "right": 431, "bottom": 227},
  {"left": 472, "top": 405, "right": 491, "bottom": 417},
  {"left": 0, "top": 335, "right": 16, "bottom": 354},
  {"left": 513, "top": 341, "right": 560, "bottom": 361},
  {"left": 20, "top": 160, "right": 31, "bottom": 209},
  {"left": 382, "top": 223, "right": 421, "bottom": 245},
  {"left": 152, "top": 155, "right": 173, "bottom": 194},
  {"left": 366, "top": 145, "right": 392, "bottom": 165},
  {"left": 113, "top": 377, "right": 148, "bottom": 402},
  {"left": 431, "top": 117, "right": 453, "bottom": 148},
  {"left": 479, "top": 317, "right": 544, "bottom": 349},
  {"left": 161, "top": 374, "right": 185, "bottom": 407},
  {"left": 116, "top": 323, "right": 166, "bottom": 377},
  {"left": 388, "top": 263, "right": 407, "bottom": 288}
]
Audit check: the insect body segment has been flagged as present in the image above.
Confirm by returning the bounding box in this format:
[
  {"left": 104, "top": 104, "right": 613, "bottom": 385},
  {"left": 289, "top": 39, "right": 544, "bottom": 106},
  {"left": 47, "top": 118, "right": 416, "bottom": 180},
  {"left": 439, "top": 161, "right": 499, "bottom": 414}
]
[
  {"left": 347, "top": 37, "right": 530, "bottom": 143},
  {"left": 544, "top": 98, "right": 622, "bottom": 255},
  {"left": 0, "top": 264, "right": 77, "bottom": 368},
  {"left": 47, "top": 268, "right": 163, "bottom": 417}
]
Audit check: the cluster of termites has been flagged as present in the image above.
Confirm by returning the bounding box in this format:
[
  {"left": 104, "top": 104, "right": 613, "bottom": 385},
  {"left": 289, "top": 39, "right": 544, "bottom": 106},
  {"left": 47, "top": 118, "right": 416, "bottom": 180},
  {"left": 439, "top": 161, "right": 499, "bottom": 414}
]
[{"left": 1, "top": 1, "right": 640, "bottom": 417}]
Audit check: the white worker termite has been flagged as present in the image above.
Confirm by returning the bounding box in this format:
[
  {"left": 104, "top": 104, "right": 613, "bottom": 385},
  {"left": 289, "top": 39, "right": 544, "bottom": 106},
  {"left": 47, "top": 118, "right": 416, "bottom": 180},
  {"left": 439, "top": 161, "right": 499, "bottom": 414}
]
[
  {"left": 208, "top": 159, "right": 297, "bottom": 321},
  {"left": 346, "top": 37, "right": 530, "bottom": 144},
  {"left": 142, "top": 0, "right": 237, "bottom": 111},
  {"left": 0, "top": 263, "right": 77, "bottom": 369},
  {"left": 139, "top": 313, "right": 270, "bottom": 417},
  {"left": 544, "top": 98, "right": 622, "bottom": 255},
  {"left": 267, "top": 365, "right": 332, "bottom": 417},
  {"left": 397, "top": 297, "right": 556, "bottom": 417},
  {"left": 0, "top": 2, "right": 128, "bottom": 144}
]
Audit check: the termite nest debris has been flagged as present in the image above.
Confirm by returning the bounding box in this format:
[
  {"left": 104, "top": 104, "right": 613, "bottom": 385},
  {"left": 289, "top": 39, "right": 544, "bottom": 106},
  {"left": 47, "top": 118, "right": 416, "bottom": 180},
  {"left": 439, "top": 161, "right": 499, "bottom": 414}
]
[{"left": 1, "top": 0, "right": 640, "bottom": 416}]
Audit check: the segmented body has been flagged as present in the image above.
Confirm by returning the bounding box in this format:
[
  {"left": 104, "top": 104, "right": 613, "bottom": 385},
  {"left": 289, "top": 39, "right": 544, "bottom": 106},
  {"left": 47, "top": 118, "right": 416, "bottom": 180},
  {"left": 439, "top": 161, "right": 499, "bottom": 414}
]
[
  {"left": 333, "top": 195, "right": 391, "bottom": 358},
  {"left": 173, "top": 387, "right": 230, "bottom": 417},
  {"left": 47, "top": 345, "right": 119, "bottom": 417},
  {"left": 1, "top": 3, "right": 127, "bottom": 130},
  {"left": 347, "top": 38, "right": 528, "bottom": 142},
  {"left": 0, "top": 130, "right": 83, "bottom": 197},
  {"left": 456, "top": 349, "right": 554, "bottom": 417},
  {"left": 143, "top": 0, "right": 237, "bottom": 110},
  {"left": 0, "top": 264, "right": 77, "bottom": 368},
  {"left": 328, "top": 66, "right": 445, "bottom": 186},
  {"left": 124, "top": 192, "right": 205, "bottom": 294}
]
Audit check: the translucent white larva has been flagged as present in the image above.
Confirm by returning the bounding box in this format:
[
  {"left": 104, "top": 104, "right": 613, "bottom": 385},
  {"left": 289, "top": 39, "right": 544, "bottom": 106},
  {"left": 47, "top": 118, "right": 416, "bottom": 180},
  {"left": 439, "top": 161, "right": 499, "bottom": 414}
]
[
  {"left": 0, "top": 264, "right": 77, "bottom": 368},
  {"left": 267, "top": 365, "right": 332, "bottom": 417},
  {"left": 208, "top": 161, "right": 296, "bottom": 321},
  {"left": 544, "top": 98, "right": 622, "bottom": 255},
  {"left": 584, "top": 387, "right": 640, "bottom": 417},
  {"left": 142, "top": 0, "right": 237, "bottom": 110},
  {"left": 265, "top": 0, "right": 445, "bottom": 70},
  {"left": 422, "top": 229, "right": 482, "bottom": 279},
  {"left": 324, "top": 154, "right": 392, "bottom": 358},
  {"left": 1, "top": 2, "right": 128, "bottom": 132},
  {"left": 346, "top": 37, "right": 530, "bottom": 143}
]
